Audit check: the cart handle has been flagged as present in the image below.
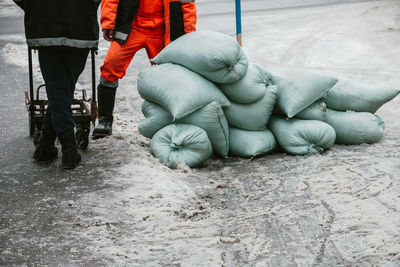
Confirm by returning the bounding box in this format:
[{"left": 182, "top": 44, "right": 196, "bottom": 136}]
[
  {"left": 28, "top": 48, "right": 34, "bottom": 112},
  {"left": 36, "top": 84, "right": 46, "bottom": 101},
  {"left": 91, "top": 49, "right": 97, "bottom": 102},
  {"left": 90, "top": 48, "right": 99, "bottom": 124}
]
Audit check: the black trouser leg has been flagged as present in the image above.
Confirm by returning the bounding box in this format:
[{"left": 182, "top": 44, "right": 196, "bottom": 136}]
[
  {"left": 37, "top": 47, "right": 89, "bottom": 168},
  {"left": 38, "top": 47, "right": 89, "bottom": 135}
]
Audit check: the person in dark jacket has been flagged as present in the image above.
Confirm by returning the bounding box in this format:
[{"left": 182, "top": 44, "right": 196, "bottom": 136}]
[{"left": 13, "top": 0, "right": 100, "bottom": 169}]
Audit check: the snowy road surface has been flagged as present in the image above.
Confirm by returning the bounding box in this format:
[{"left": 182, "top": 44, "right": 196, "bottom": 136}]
[{"left": 1, "top": 0, "right": 400, "bottom": 266}]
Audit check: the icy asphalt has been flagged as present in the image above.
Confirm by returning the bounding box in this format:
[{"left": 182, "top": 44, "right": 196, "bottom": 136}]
[{"left": 1, "top": 0, "right": 400, "bottom": 266}]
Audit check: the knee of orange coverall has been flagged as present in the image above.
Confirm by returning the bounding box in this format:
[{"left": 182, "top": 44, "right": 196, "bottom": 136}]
[
  {"left": 100, "top": 40, "right": 140, "bottom": 86},
  {"left": 100, "top": 52, "right": 129, "bottom": 84}
]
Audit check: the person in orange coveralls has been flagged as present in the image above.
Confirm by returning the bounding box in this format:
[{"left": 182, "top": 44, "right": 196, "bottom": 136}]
[{"left": 93, "top": 0, "right": 197, "bottom": 138}]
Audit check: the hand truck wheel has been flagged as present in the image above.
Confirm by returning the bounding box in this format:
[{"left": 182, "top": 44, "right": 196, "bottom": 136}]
[{"left": 76, "top": 124, "right": 90, "bottom": 150}]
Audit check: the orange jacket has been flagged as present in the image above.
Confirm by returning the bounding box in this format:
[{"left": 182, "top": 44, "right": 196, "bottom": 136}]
[{"left": 101, "top": 0, "right": 196, "bottom": 45}]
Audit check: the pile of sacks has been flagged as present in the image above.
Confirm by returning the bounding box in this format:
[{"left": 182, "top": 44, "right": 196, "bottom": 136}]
[{"left": 137, "top": 31, "right": 399, "bottom": 167}]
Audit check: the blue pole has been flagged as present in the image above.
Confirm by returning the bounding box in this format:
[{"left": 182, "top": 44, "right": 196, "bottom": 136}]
[{"left": 235, "top": 0, "right": 242, "bottom": 46}]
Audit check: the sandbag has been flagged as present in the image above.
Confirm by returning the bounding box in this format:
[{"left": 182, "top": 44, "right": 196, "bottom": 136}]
[
  {"left": 229, "top": 128, "right": 276, "bottom": 158},
  {"left": 139, "top": 101, "right": 229, "bottom": 157},
  {"left": 152, "top": 30, "right": 249, "bottom": 84},
  {"left": 150, "top": 124, "right": 213, "bottom": 168},
  {"left": 224, "top": 85, "right": 278, "bottom": 131},
  {"left": 326, "top": 109, "right": 385, "bottom": 145},
  {"left": 268, "top": 116, "right": 336, "bottom": 155},
  {"left": 218, "top": 63, "right": 272, "bottom": 104},
  {"left": 138, "top": 63, "right": 230, "bottom": 120},
  {"left": 326, "top": 78, "right": 400, "bottom": 113},
  {"left": 271, "top": 67, "right": 338, "bottom": 118},
  {"left": 294, "top": 99, "right": 327, "bottom": 121},
  {"left": 139, "top": 101, "right": 172, "bottom": 138}
]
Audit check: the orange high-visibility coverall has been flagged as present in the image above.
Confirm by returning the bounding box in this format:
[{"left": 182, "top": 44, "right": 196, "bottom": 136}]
[{"left": 100, "top": 0, "right": 197, "bottom": 84}]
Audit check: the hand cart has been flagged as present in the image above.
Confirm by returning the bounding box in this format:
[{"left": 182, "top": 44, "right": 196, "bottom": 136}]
[{"left": 24, "top": 48, "right": 98, "bottom": 150}]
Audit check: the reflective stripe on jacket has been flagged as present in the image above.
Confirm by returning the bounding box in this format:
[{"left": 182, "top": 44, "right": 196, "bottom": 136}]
[
  {"left": 101, "top": 0, "right": 196, "bottom": 45},
  {"left": 13, "top": 0, "right": 100, "bottom": 49}
]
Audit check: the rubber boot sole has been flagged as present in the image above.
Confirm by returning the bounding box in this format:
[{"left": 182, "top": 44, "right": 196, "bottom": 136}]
[
  {"left": 33, "top": 146, "right": 58, "bottom": 162},
  {"left": 92, "top": 131, "right": 112, "bottom": 139},
  {"left": 62, "top": 157, "right": 81, "bottom": 170}
]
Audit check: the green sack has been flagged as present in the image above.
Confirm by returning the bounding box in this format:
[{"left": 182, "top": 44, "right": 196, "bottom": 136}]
[
  {"left": 326, "top": 109, "right": 385, "bottom": 145},
  {"left": 224, "top": 85, "right": 278, "bottom": 131},
  {"left": 138, "top": 63, "right": 230, "bottom": 120},
  {"left": 229, "top": 128, "right": 276, "bottom": 158},
  {"left": 150, "top": 124, "right": 213, "bottom": 168},
  {"left": 139, "top": 101, "right": 172, "bottom": 138},
  {"left": 326, "top": 78, "right": 400, "bottom": 113},
  {"left": 152, "top": 31, "right": 249, "bottom": 84},
  {"left": 218, "top": 63, "right": 272, "bottom": 104},
  {"left": 294, "top": 99, "right": 327, "bottom": 121},
  {"left": 139, "top": 101, "right": 229, "bottom": 158},
  {"left": 268, "top": 116, "right": 336, "bottom": 155},
  {"left": 271, "top": 67, "right": 338, "bottom": 118}
]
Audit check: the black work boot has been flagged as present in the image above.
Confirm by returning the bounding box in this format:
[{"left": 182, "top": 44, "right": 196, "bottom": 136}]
[
  {"left": 58, "top": 130, "right": 81, "bottom": 170},
  {"left": 92, "top": 84, "right": 116, "bottom": 138},
  {"left": 33, "top": 122, "right": 58, "bottom": 162}
]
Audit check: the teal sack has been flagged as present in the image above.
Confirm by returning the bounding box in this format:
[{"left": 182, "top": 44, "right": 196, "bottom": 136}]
[
  {"left": 138, "top": 63, "right": 230, "bottom": 120},
  {"left": 326, "top": 109, "right": 385, "bottom": 145},
  {"left": 326, "top": 78, "right": 400, "bottom": 113},
  {"left": 224, "top": 85, "right": 278, "bottom": 131},
  {"left": 229, "top": 128, "right": 276, "bottom": 158},
  {"left": 139, "top": 101, "right": 172, "bottom": 138},
  {"left": 152, "top": 31, "right": 249, "bottom": 84},
  {"left": 139, "top": 101, "right": 229, "bottom": 157},
  {"left": 218, "top": 63, "right": 272, "bottom": 104},
  {"left": 150, "top": 124, "right": 213, "bottom": 168},
  {"left": 271, "top": 67, "right": 338, "bottom": 118},
  {"left": 268, "top": 116, "right": 336, "bottom": 155},
  {"left": 294, "top": 99, "right": 327, "bottom": 121}
]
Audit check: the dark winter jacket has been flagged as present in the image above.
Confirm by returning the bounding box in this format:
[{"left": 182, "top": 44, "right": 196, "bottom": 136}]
[{"left": 13, "top": 0, "right": 100, "bottom": 48}]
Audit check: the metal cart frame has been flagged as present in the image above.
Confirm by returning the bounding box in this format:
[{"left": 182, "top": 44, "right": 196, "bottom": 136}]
[{"left": 24, "top": 48, "right": 98, "bottom": 150}]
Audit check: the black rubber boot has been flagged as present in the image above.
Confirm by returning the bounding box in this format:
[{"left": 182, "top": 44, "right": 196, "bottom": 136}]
[
  {"left": 33, "top": 121, "right": 58, "bottom": 162},
  {"left": 58, "top": 130, "right": 81, "bottom": 170},
  {"left": 92, "top": 84, "right": 116, "bottom": 138}
]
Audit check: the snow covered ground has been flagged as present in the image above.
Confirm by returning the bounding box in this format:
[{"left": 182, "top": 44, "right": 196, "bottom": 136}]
[{"left": 2, "top": 0, "right": 400, "bottom": 265}]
